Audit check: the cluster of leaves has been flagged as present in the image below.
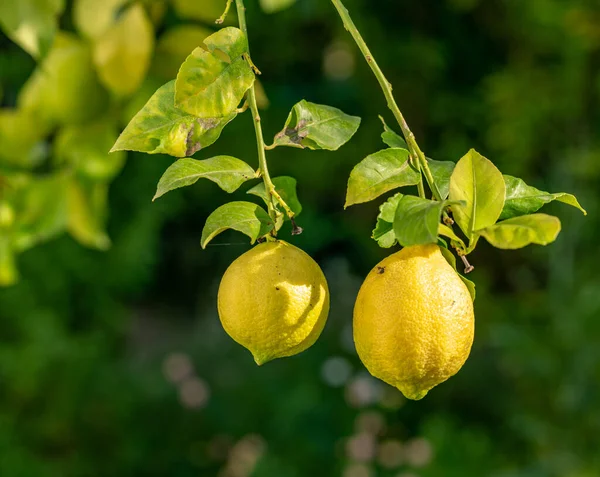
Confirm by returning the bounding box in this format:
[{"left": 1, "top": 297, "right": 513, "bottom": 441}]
[
  {"left": 114, "top": 23, "right": 361, "bottom": 248},
  {"left": 0, "top": 0, "right": 305, "bottom": 287},
  {"left": 345, "top": 120, "right": 586, "bottom": 299}
]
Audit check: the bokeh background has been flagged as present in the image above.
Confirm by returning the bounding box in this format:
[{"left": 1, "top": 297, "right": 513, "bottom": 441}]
[{"left": 1, "top": 0, "right": 599, "bottom": 475}]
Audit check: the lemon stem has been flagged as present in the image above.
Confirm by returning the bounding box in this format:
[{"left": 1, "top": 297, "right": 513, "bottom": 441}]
[
  {"left": 329, "top": 0, "right": 442, "bottom": 202},
  {"left": 234, "top": 0, "right": 296, "bottom": 229}
]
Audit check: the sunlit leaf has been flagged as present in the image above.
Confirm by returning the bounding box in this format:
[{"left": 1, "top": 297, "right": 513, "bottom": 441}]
[
  {"left": 428, "top": 159, "right": 455, "bottom": 200},
  {"left": 73, "top": 0, "right": 128, "bottom": 39},
  {"left": 500, "top": 175, "right": 586, "bottom": 220},
  {"left": 67, "top": 178, "right": 111, "bottom": 250},
  {"left": 151, "top": 24, "right": 213, "bottom": 80},
  {"left": 175, "top": 27, "right": 254, "bottom": 117},
  {"left": 54, "top": 118, "right": 125, "bottom": 181},
  {"left": 379, "top": 116, "right": 407, "bottom": 149},
  {"left": 0, "top": 0, "right": 64, "bottom": 58},
  {"left": 393, "top": 195, "right": 459, "bottom": 247},
  {"left": 345, "top": 149, "right": 420, "bottom": 207},
  {"left": 201, "top": 201, "right": 274, "bottom": 248},
  {"left": 438, "top": 223, "right": 466, "bottom": 250},
  {"left": 271, "top": 100, "right": 361, "bottom": 150},
  {"left": 260, "top": 0, "right": 296, "bottom": 13},
  {"left": 92, "top": 4, "right": 154, "bottom": 97},
  {"left": 154, "top": 156, "right": 255, "bottom": 200},
  {"left": 449, "top": 149, "right": 505, "bottom": 240},
  {"left": 18, "top": 32, "right": 108, "bottom": 127},
  {"left": 478, "top": 213, "right": 561, "bottom": 250},
  {"left": 112, "top": 80, "right": 236, "bottom": 157},
  {"left": 372, "top": 193, "right": 402, "bottom": 248},
  {"left": 247, "top": 176, "right": 302, "bottom": 219}
]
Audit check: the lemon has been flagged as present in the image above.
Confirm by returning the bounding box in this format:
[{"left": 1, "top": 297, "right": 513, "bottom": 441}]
[
  {"left": 218, "top": 240, "right": 330, "bottom": 365},
  {"left": 353, "top": 244, "right": 474, "bottom": 400}
]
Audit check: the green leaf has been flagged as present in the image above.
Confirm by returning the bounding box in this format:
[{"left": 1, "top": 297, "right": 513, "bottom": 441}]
[
  {"left": 500, "top": 175, "right": 586, "bottom": 220},
  {"left": 438, "top": 246, "right": 476, "bottom": 301},
  {"left": 460, "top": 275, "right": 476, "bottom": 302},
  {"left": 175, "top": 27, "right": 255, "bottom": 117},
  {"left": 247, "top": 176, "right": 303, "bottom": 219},
  {"left": 372, "top": 193, "right": 403, "bottom": 248},
  {"left": 448, "top": 149, "right": 506, "bottom": 240},
  {"left": 92, "top": 4, "right": 154, "bottom": 97},
  {"left": 17, "top": 33, "right": 108, "bottom": 127},
  {"left": 154, "top": 156, "right": 255, "bottom": 200},
  {"left": 428, "top": 159, "right": 455, "bottom": 200},
  {"left": 201, "top": 201, "right": 274, "bottom": 248},
  {"left": 54, "top": 118, "right": 125, "bottom": 181},
  {"left": 12, "top": 173, "right": 69, "bottom": 252},
  {"left": 393, "top": 195, "right": 459, "bottom": 247},
  {"left": 112, "top": 80, "right": 236, "bottom": 158},
  {"left": 0, "top": 0, "right": 64, "bottom": 58},
  {"left": 73, "top": 0, "right": 128, "bottom": 39},
  {"left": 271, "top": 100, "right": 361, "bottom": 151},
  {"left": 67, "top": 178, "right": 111, "bottom": 250},
  {"left": 438, "top": 223, "right": 466, "bottom": 250},
  {"left": 379, "top": 116, "right": 407, "bottom": 149},
  {"left": 260, "top": 0, "right": 296, "bottom": 13},
  {"left": 478, "top": 213, "right": 561, "bottom": 250},
  {"left": 345, "top": 149, "right": 420, "bottom": 207},
  {"left": 151, "top": 25, "right": 213, "bottom": 80}
]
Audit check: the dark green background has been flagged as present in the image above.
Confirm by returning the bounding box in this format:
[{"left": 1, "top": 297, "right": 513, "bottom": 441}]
[{"left": 1, "top": 0, "right": 599, "bottom": 475}]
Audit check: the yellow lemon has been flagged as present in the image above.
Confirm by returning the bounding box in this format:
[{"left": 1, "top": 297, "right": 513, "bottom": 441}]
[
  {"left": 218, "top": 240, "right": 329, "bottom": 365},
  {"left": 353, "top": 244, "right": 474, "bottom": 400}
]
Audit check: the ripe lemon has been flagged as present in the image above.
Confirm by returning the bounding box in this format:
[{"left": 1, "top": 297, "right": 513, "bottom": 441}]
[
  {"left": 354, "top": 244, "right": 474, "bottom": 400},
  {"left": 218, "top": 240, "right": 330, "bottom": 365}
]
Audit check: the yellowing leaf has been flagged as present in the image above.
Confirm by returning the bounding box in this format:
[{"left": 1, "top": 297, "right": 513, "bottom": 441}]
[
  {"left": 93, "top": 4, "right": 155, "bottom": 97},
  {"left": 112, "top": 80, "right": 236, "bottom": 157},
  {"left": 0, "top": 109, "right": 49, "bottom": 169},
  {"left": 449, "top": 149, "right": 505, "bottom": 240},
  {"left": 175, "top": 27, "right": 254, "bottom": 117},
  {"left": 478, "top": 213, "right": 561, "bottom": 250}
]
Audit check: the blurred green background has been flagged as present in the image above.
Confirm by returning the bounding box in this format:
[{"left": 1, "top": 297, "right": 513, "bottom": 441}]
[{"left": 1, "top": 0, "right": 599, "bottom": 475}]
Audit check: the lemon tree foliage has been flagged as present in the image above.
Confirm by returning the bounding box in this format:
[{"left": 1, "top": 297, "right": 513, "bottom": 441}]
[
  {"left": 153, "top": 156, "right": 256, "bottom": 200},
  {"left": 259, "top": 0, "right": 297, "bottom": 14},
  {"left": 345, "top": 149, "right": 420, "bottom": 207},
  {"left": 114, "top": 18, "right": 358, "bottom": 249},
  {"left": 247, "top": 177, "right": 303, "bottom": 219},
  {"left": 270, "top": 100, "right": 361, "bottom": 150},
  {"left": 111, "top": 81, "right": 237, "bottom": 157},
  {"left": 175, "top": 27, "right": 255, "bottom": 118},
  {"left": 337, "top": 0, "right": 584, "bottom": 301},
  {"left": 200, "top": 202, "right": 274, "bottom": 249}
]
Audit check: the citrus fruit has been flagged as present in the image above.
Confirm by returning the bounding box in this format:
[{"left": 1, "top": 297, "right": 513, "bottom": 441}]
[
  {"left": 218, "top": 240, "right": 329, "bottom": 365},
  {"left": 353, "top": 244, "right": 474, "bottom": 400}
]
